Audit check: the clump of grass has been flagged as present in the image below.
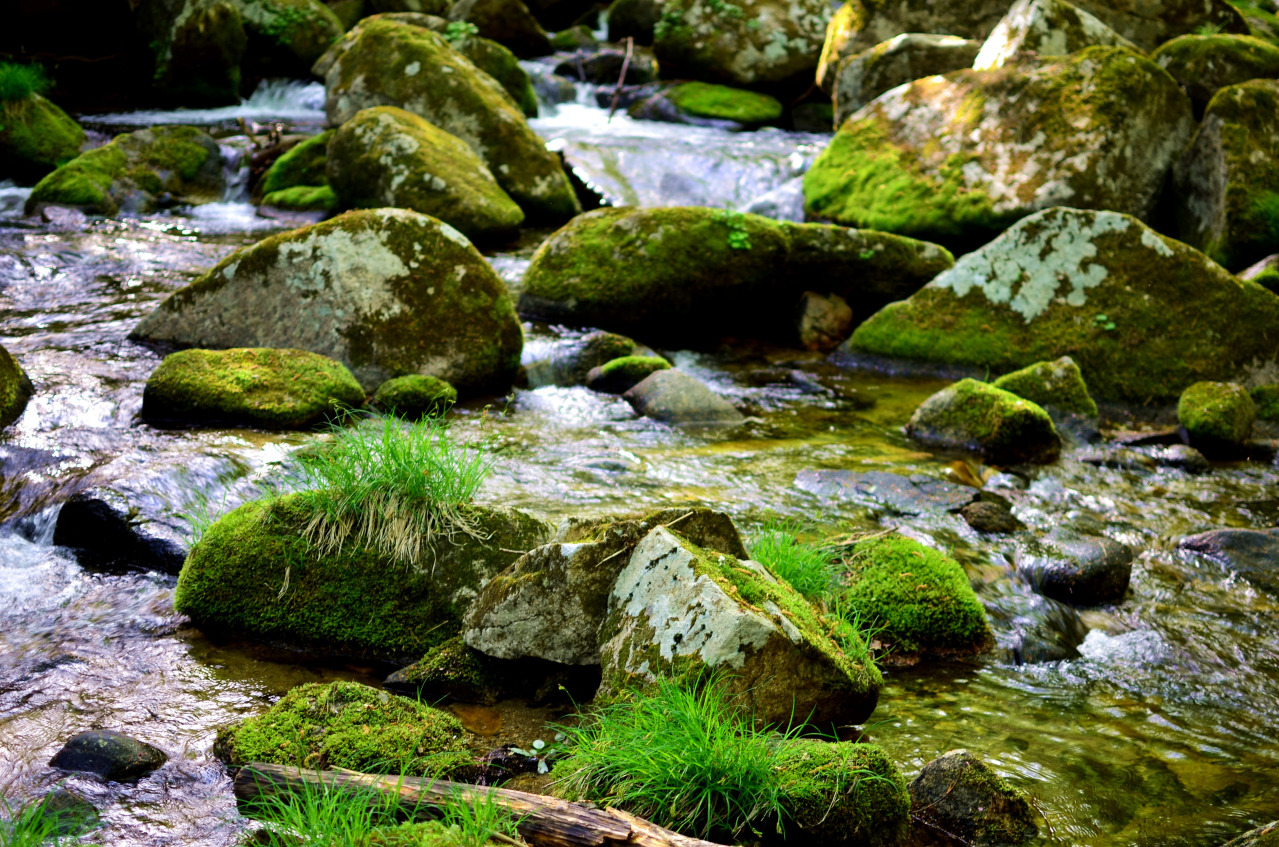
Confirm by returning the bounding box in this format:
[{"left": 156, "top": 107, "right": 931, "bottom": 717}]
[
  {"left": 0, "top": 62, "right": 50, "bottom": 104},
  {"left": 0, "top": 798, "right": 71, "bottom": 847},
  {"left": 436, "top": 788, "right": 524, "bottom": 847},
  {"left": 747, "top": 518, "right": 840, "bottom": 600}
]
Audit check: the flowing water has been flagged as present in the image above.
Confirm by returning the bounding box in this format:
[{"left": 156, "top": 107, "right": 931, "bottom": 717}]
[{"left": 1, "top": 74, "right": 1278, "bottom": 847}]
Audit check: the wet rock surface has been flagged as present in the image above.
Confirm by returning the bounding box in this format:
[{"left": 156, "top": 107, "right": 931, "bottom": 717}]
[
  {"left": 909, "top": 749, "right": 1039, "bottom": 846},
  {"left": 49, "top": 731, "right": 168, "bottom": 782},
  {"left": 1017, "top": 529, "right": 1134, "bottom": 606},
  {"left": 796, "top": 469, "right": 976, "bottom": 515}
]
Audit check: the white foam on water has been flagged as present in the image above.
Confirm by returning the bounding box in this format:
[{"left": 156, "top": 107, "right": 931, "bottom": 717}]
[{"left": 88, "top": 79, "right": 326, "bottom": 127}]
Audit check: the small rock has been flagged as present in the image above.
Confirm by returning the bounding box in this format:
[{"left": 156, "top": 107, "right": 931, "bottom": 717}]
[
  {"left": 622, "top": 369, "right": 743, "bottom": 424},
  {"left": 986, "top": 590, "right": 1089, "bottom": 664},
  {"left": 961, "top": 500, "right": 1024, "bottom": 534},
  {"left": 385, "top": 636, "right": 502, "bottom": 703},
  {"left": 585, "top": 355, "right": 670, "bottom": 394},
  {"left": 795, "top": 291, "right": 853, "bottom": 352},
  {"left": 1179, "top": 528, "right": 1279, "bottom": 594},
  {"left": 371, "top": 374, "right": 458, "bottom": 419},
  {"left": 1016, "top": 529, "right": 1134, "bottom": 606},
  {"left": 49, "top": 730, "right": 167, "bottom": 781},
  {"left": 910, "top": 750, "right": 1039, "bottom": 846},
  {"left": 906, "top": 379, "right": 1062, "bottom": 465},
  {"left": 992, "top": 356, "right": 1098, "bottom": 419},
  {"left": 1178, "top": 381, "right": 1257, "bottom": 451},
  {"left": 1076, "top": 446, "right": 1158, "bottom": 472},
  {"left": 53, "top": 493, "right": 187, "bottom": 575},
  {"left": 1, "top": 343, "right": 33, "bottom": 430},
  {"left": 631, "top": 82, "right": 782, "bottom": 128},
  {"left": 797, "top": 469, "right": 976, "bottom": 515}
]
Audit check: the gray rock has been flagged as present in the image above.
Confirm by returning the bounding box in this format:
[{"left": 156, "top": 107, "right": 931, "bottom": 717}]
[
  {"left": 1016, "top": 529, "right": 1133, "bottom": 606},
  {"left": 1179, "top": 528, "right": 1279, "bottom": 594},
  {"left": 795, "top": 469, "right": 976, "bottom": 515},
  {"left": 623, "top": 369, "right": 743, "bottom": 425},
  {"left": 961, "top": 500, "right": 1024, "bottom": 534},
  {"left": 585, "top": 356, "right": 670, "bottom": 395},
  {"left": 49, "top": 730, "right": 167, "bottom": 781},
  {"left": 795, "top": 291, "right": 853, "bottom": 352},
  {"left": 910, "top": 750, "right": 1039, "bottom": 846},
  {"left": 973, "top": 0, "right": 1137, "bottom": 70},
  {"left": 834, "top": 34, "right": 981, "bottom": 124}
]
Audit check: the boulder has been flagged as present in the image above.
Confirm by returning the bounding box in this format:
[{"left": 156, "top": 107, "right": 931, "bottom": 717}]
[
  {"left": 623, "top": 369, "right": 744, "bottom": 424},
  {"left": 795, "top": 291, "right": 853, "bottom": 351},
  {"left": 1178, "top": 381, "right": 1257, "bottom": 449},
  {"left": 960, "top": 500, "right": 1024, "bottom": 534},
  {"left": 237, "top": 0, "right": 345, "bottom": 77},
  {"left": 0, "top": 94, "right": 85, "bottom": 185},
  {"left": 805, "top": 48, "right": 1194, "bottom": 246},
  {"left": 607, "top": 0, "right": 664, "bottom": 44},
  {"left": 652, "top": 0, "right": 834, "bottom": 88},
  {"left": 631, "top": 82, "right": 782, "bottom": 128},
  {"left": 1154, "top": 34, "right": 1279, "bottom": 113},
  {"left": 25, "top": 125, "right": 226, "bottom": 217},
  {"left": 973, "top": 0, "right": 1137, "bottom": 70},
  {"left": 992, "top": 356, "right": 1099, "bottom": 419},
  {"left": 135, "top": 0, "right": 247, "bottom": 105},
  {"left": 833, "top": 34, "right": 981, "bottom": 125},
  {"left": 1173, "top": 79, "right": 1279, "bottom": 271},
  {"left": 1016, "top": 529, "right": 1133, "bottom": 606},
  {"left": 370, "top": 374, "right": 458, "bottom": 418},
  {"left": 53, "top": 491, "right": 188, "bottom": 575},
  {"left": 775, "top": 740, "right": 910, "bottom": 847},
  {"left": 446, "top": 30, "right": 540, "bottom": 116},
  {"left": 0, "top": 344, "right": 33, "bottom": 430},
  {"left": 906, "top": 379, "right": 1061, "bottom": 465},
  {"left": 1222, "top": 821, "right": 1279, "bottom": 847},
  {"left": 585, "top": 356, "right": 671, "bottom": 394},
  {"left": 174, "top": 493, "right": 551, "bottom": 660},
  {"left": 327, "top": 107, "right": 524, "bottom": 241},
  {"left": 909, "top": 750, "right": 1039, "bottom": 846},
  {"left": 841, "top": 534, "right": 994, "bottom": 661},
  {"left": 1180, "top": 528, "right": 1279, "bottom": 594},
  {"left": 527, "top": 331, "right": 638, "bottom": 387},
  {"left": 385, "top": 635, "right": 504, "bottom": 703},
  {"left": 447, "top": 0, "right": 552, "bottom": 58},
  {"left": 131, "top": 209, "right": 524, "bottom": 395},
  {"left": 1253, "top": 383, "right": 1279, "bottom": 421},
  {"left": 795, "top": 469, "right": 977, "bottom": 515},
  {"left": 1069, "top": 0, "right": 1248, "bottom": 51},
  {"left": 49, "top": 731, "right": 167, "bottom": 782},
  {"left": 258, "top": 130, "right": 331, "bottom": 199},
  {"left": 843, "top": 207, "right": 1279, "bottom": 402},
  {"left": 320, "top": 17, "right": 579, "bottom": 221},
  {"left": 986, "top": 590, "right": 1088, "bottom": 664},
  {"left": 597, "top": 525, "right": 883, "bottom": 727}
]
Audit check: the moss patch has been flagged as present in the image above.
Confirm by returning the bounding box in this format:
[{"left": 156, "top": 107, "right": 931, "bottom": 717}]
[
  {"left": 777, "top": 739, "right": 910, "bottom": 847},
  {"left": 260, "top": 130, "right": 333, "bottom": 196},
  {"left": 1153, "top": 34, "right": 1279, "bottom": 110},
  {"left": 1251, "top": 383, "right": 1279, "bottom": 421},
  {"left": 1178, "top": 381, "right": 1257, "bottom": 445},
  {"left": 392, "top": 635, "right": 502, "bottom": 703},
  {"left": 667, "top": 82, "right": 782, "bottom": 124},
  {"left": 261, "top": 184, "right": 337, "bottom": 210},
  {"left": 371, "top": 374, "right": 458, "bottom": 418},
  {"left": 363, "top": 822, "right": 474, "bottom": 846},
  {"left": 0, "top": 94, "right": 85, "bottom": 185},
  {"left": 0, "top": 343, "right": 33, "bottom": 429},
  {"left": 586, "top": 355, "right": 670, "bottom": 394},
  {"left": 907, "top": 379, "right": 1060, "bottom": 465},
  {"left": 992, "top": 356, "right": 1098, "bottom": 418}
]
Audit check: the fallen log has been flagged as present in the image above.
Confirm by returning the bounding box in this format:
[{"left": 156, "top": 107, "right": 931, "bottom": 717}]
[{"left": 233, "top": 762, "right": 734, "bottom": 847}]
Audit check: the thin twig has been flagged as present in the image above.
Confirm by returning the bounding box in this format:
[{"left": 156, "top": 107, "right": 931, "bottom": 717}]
[{"left": 608, "top": 37, "right": 634, "bottom": 122}]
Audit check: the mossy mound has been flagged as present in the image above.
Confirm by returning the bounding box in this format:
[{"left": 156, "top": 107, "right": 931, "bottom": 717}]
[
  {"left": 214, "top": 680, "right": 472, "bottom": 776},
  {"left": 907, "top": 379, "right": 1060, "bottom": 466},
  {"left": 448, "top": 30, "right": 540, "bottom": 116},
  {"left": 1154, "top": 34, "right": 1279, "bottom": 111},
  {"left": 1178, "top": 381, "right": 1257, "bottom": 447},
  {"left": 259, "top": 130, "right": 332, "bottom": 197},
  {"left": 25, "top": 125, "right": 224, "bottom": 216},
  {"left": 805, "top": 47, "right": 1193, "bottom": 247},
  {"left": 328, "top": 106, "right": 524, "bottom": 241},
  {"left": 386, "top": 635, "right": 502, "bottom": 703},
  {"left": 239, "top": 0, "right": 345, "bottom": 77},
  {"left": 586, "top": 355, "right": 670, "bottom": 394},
  {"left": 261, "top": 184, "right": 337, "bottom": 210},
  {"left": 174, "top": 493, "right": 550, "bottom": 660},
  {"left": 362, "top": 822, "right": 478, "bottom": 847},
  {"left": 1231, "top": 1, "right": 1279, "bottom": 46},
  {"left": 845, "top": 207, "right": 1279, "bottom": 402},
  {"left": 142, "top": 347, "right": 365, "bottom": 429},
  {"left": 0, "top": 94, "right": 86, "bottom": 185},
  {"left": 841, "top": 535, "right": 993, "bottom": 660},
  {"left": 665, "top": 82, "right": 782, "bottom": 124},
  {"left": 776, "top": 739, "right": 910, "bottom": 847},
  {"left": 0, "top": 343, "right": 33, "bottom": 430},
  {"left": 371, "top": 374, "right": 458, "bottom": 418},
  {"left": 991, "top": 356, "right": 1098, "bottom": 419},
  {"left": 1251, "top": 384, "right": 1279, "bottom": 422}
]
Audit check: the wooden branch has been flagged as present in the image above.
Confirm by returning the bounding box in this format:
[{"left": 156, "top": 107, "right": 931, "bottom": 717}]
[{"left": 233, "top": 762, "right": 732, "bottom": 847}]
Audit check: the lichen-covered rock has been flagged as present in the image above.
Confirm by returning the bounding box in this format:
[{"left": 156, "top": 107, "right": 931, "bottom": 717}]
[
  {"left": 1016, "top": 528, "right": 1133, "bottom": 606},
  {"left": 262, "top": 184, "right": 337, "bottom": 210},
  {"left": 26, "top": 125, "right": 225, "bottom": 216},
  {"left": 907, "top": 379, "right": 1061, "bottom": 465},
  {"left": 175, "top": 493, "right": 551, "bottom": 660},
  {"left": 142, "top": 348, "right": 365, "bottom": 429},
  {"left": 776, "top": 740, "right": 910, "bottom": 847},
  {"left": 586, "top": 355, "right": 671, "bottom": 394},
  {"left": 833, "top": 34, "right": 981, "bottom": 125},
  {"left": 371, "top": 374, "right": 457, "bottom": 418},
  {"left": 597, "top": 525, "right": 883, "bottom": 727},
  {"left": 1173, "top": 79, "right": 1279, "bottom": 271},
  {"left": 841, "top": 534, "right": 994, "bottom": 661},
  {"left": 238, "top": 0, "right": 345, "bottom": 77},
  {"left": 0, "top": 343, "right": 33, "bottom": 430},
  {"left": 1178, "top": 381, "right": 1257, "bottom": 448},
  {"left": 214, "top": 680, "right": 473, "bottom": 776},
  {"left": 320, "top": 17, "right": 579, "bottom": 221},
  {"left": 652, "top": 0, "right": 834, "bottom": 88},
  {"left": 259, "top": 130, "right": 332, "bottom": 198},
  {"left": 806, "top": 48, "right": 1194, "bottom": 246},
  {"left": 446, "top": 30, "right": 540, "bottom": 116},
  {"left": 448, "top": 0, "right": 551, "bottom": 58},
  {"left": 327, "top": 107, "right": 524, "bottom": 240},
  {"left": 909, "top": 750, "right": 1038, "bottom": 846},
  {"left": 131, "top": 209, "right": 523, "bottom": 394},
  {"left": 973, "top": 0, "right": 1137, "bottom": 70},
  {"left": 0, "top": 94, "right": 86, "bottom": 185},
  {"left": 136, "top": 0, "right": 247, "bottom": 105},
  {"left": 623, "top": 369, "right": 744, "bottom": 424},
  {"left": 1222, "top": 820, "right": 1279, "bottom": 847},
  {"left": 844, "top": 207, "right": 1279, "bottom": 402},
  {"left": 1252, "top": 383, "right": 1279, "bottom": 421},
  {"left": 1154, "top": 34, "right": 1279, "bottom": 112},
  {"left": 991, "top": 356, "right": 1098, "bottom": 419},
  {"left": 49, "top": 731, "right": 167, "bottom": 782}
]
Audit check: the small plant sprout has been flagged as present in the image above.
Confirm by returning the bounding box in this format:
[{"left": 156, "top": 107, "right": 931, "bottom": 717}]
[
  {"left": 712, "top": 208, "right": 752, "bottom": 250},
  {"left": 445, "top": 20, "right": 480, "bottom": 43},
  {"left": 509, "top": 735, "right": 567, "bottom": 774},
  {"left": 1093, "top": 313, "right": 1116, "bottom": 331}
]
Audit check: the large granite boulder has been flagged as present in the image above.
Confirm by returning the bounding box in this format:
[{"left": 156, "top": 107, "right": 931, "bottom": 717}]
[
  {"left": 1154, "top": 34, "right": 1279, "bottom": 112},
  {"left": 843, "top": 207, "right": 1279, "bottom": 402},
  {"left": 833, "top": 34, "right": 982, "bottom": 125},
  {"left": 131, "top": 209, "right": 523, "bottom": 394},
  {"left": 237, "top": 0, "right": 345, "bottom": 77},
  {"left": 0, "top": 94, "right": 85, "bottom": 185},
  {"left": 0, "top": 344, "right": 33, "bottom": 430},
  {"left": 973, "top": 0, "right": 1137, "bottom": 70},
  {"left": 134, "top": 0, "right": 247, "bottom": 105},
  {"left": 805, "top": 47, "right": 1194, "bottom": 246}
]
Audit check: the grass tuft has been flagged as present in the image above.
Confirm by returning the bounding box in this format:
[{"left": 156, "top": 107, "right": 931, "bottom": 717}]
[
  {"left": 0, "top": 798, "right": 72, "bottom": 847},
  {"left": 747, "top": 518, "right": 839, "bottom": 600},
  {"left": 0, "top": 63, "right": 49, "bottom": 104}
]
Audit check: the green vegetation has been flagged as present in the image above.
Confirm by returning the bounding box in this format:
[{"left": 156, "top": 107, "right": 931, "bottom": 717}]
[
  {"left": 712, "top": 209, "right": 753, "bottom": 250},
  {"left": 261, "top": 184, "right": 337, "bottom": 210},
  {"left": 667, "top": 82, "right": 782, "bottom": 125},
  {"left": 0, "top": 344, "right": 33, "bottom": 430},
  {"left": 395, "top": 636, "right": 501, "bottom": 703},
  {"left": 1177, "top": 380, "right": 1257, "bottom": 445},
  {"left": 260, "top": 130, "right": 332, "bottom": 196},
  {"left": 991, "top": 356, "right": 1099, "bottom": 418},
  {"left": 1251, "top": 383, "right": 1279, "bottom": 421},
  {"left": 0, "top": 63, "right": 49, "bottom": 103},
  {"left": 372, "top": 375, "right": 458, "bottom": 419},
  {"left": 1, "top": 797, "right": 84, "bottom": 847},
  {"left": 1253, "top": 190, "right": 1279, "bottom": 244},
  {"left": 747, "top": 519, "right": 838, "bottom": 600},
  {"left": 444, "top": 20, "right": 480, "bottom": 43}
]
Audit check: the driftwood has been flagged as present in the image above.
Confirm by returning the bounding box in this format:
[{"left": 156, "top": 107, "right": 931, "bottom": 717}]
[{"left": 233, "top": 762, "right": 733, "bottom": 847}]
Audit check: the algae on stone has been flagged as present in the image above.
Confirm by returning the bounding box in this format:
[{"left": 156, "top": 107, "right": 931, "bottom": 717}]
[
  {"left": 0, "top": 94, "right": 86, "bottom": 185},
  {"left": 992, "top": 356, "right": 1098, "bottom": 418},
  {"left": 371, "top": 374, "right": 458, "bottom": 418},
  {"left": 259, "top": 130, "right": 332, "bottom": 197},
  {"left": 0, "top": 343, "right": 33, "bottom": 430},
  {"left": 776, "top": 739, "right": 911, "bottom": 847},
  {"left": 907, "top": 379, "right": 1061, "bottom": 465},
  {"left": 1178, "top": 381, "right": 1257, "bottom": 447}
]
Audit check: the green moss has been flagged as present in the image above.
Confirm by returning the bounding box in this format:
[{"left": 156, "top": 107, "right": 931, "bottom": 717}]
[
  {"left": 992, "top": 356, "right": 1098, "bottom": 417},
  {"left": 550, "top": 25, "right": 598, "bottom": 50},
  {"left": 397, "top": 636, "right": 501, "bottom": 703},
  {"left": 1251, "top": 383, "right": 1279, "bottom": 421},
  {"left": 593, "top": 355, "right": 669, "bottom": 382},
  {"left": 908, "top": 378, "right": 1060, "bottom": 464},
  {"left": 840, "top": 535, "right": 993, "bottom": 657},
  {"left": 139, "top": 124, "right": 213, "bottom": 180},
  {"left": 26, "top": 144, "right": 126, "bottom": 212},
  {"left": 1178, "top": 381, "right": 1257, "bottom": 445},
  {"left": 262, "top": 184, "right": 338, "bottom": 210},
  {"left": 1256, "top": 267, "right": 1279, "bottom": 293},
  {"left": 666, "top": 82, "right": 782, "bottom": 124},
  {"left": 0, "top": 62, "right": 50, "bottom": 102},
  {"left": 0, "top": 343, "right": 33, "bottom": 429},
  {"left": 1229, "top": 1, "right": 1279, "bottom": 46},
  {"left": 776, "top": 740, "right": 910, "bottom": 847},
  {"left": 260, "top": 130, "right": 333, "bottom": 196},
  {"left": 363, "top": 822, "right": 473, "bottom": 847},
  {"left": 1153, "top": 34, "right": 1279, "bottom": 108},
  {"left": 371, "top": 374, "right": 458, "bottom": 419},
  {"left": 452, "top": 35, "right": 539, "bottom": 117},
  {"left": 0, "top": 94, "right": 85, "bottom": 184},
  {"left": 214, "top": 680, "right": 472, "bottom": 776}
]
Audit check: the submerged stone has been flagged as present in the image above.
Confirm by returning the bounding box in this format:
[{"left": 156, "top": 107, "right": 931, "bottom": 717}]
[
  {"left": 910, "top": 750, "right": 1039, "bottom": 846},
  {"left": 906, "top": 379, "right": 1061, "bottom": 466},
  {"left": 622, "top": 369, "right": 744, "bottom": 424},
  {"left": 795, "top": 469, "right": 977, "bottom": 515},
  {"left": 1180, "top": 528, "right": 1279, "bottom": 594},
  {"left": 0, "top": 94, "right": 86, "bottom": 185},
  {"left": 960, "top": 500, "right": 1024, "bottom": 534},
  {"left": 1016, "top": 529, "right": 1133, "bottom": 606},
  {"left": 0, "top": 343, "right": 33, "bottom": 430},
  {"left": 49, "top": 730, "right": 167, "bottom": 782}
]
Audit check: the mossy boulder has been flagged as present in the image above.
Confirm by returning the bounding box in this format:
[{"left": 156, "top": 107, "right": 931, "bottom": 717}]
[
  {"left": 833, "top": 34, "right": 981, "bottom": 125},
  {"left": 261, "top": 184, "right": 337, "bottom": 210},
  {"left": 175, "top": 493, "right": 551, "bottom": 660},
  {"left": 142, "top": 347, "right": 365, "bottom": 429},
  {"left": 48, "top": 731, "right": 167, "bottom": 782},
  {"left": 662, "top": 82, "right": 782, "bottom": 125},
  {"left": 1242, "top": 253, "right": 1279, "bottom": 293},
  {"left": 238, "top": 0, "right": 345, "bottom": 77},
  {"left": 132, "top": 209, "right": 523, "bottom": 395},
  {"left": 1174, "top": 79, "right": 1279, "bottom": 272},
  {"left": 844, "top": 207, "right": 1279, "bottom": 402},
  {"left": 0, "top": 94, "right": 86, "bottom": 185},
  {"left": 371, "top": 374, "right": 458, "bottom": 418},
  {"left": 1178, "top": 381, "right": 1257, "bottom": 448},
  {"left": 597, "top": 525, "right": 883, "bottom": 727},
  {"left": 26, "top": 125, "right": 225, "bottom": 217},
  {"left": 327, "top": 107, "right": 524, "bottom": 241},
  {"left": 0, "top": 343, "right": 33, "bottom": 430},
  {"left": 910, "top": 750, "right": 1038, "bottom": 846},
  {"left": 550, "top": 25, "right": 599, "bottom": 51},
  {"left": 136, "top": 0, "right": 247, "bottom": 105},
  {"left": 259, "top": 130, "right": 332, "bottom": 197},
  {"left": 320, "top": 17, "right": 578, "bottom": 221},
  {"left": 776, "top": 740, "right": 910, "bottom": 847},
  {"left": 1154, "top": 34, "right": 1279, "bottom": 112},
  {"left": 1071, "top": 0, "right": 1248, "bottom": 51},
  {"left": 384, "top": 635, "right": 502, "bottom": 703},
  {"left": 1232, "top": 1, "right": 1279, "bottom": 47},
  {"left": 841, "top": 535, "right": 994, "bottom": 661},
  {"left": 446, "top": 31, "right": 540, "bottom": 117},
  {"left": 991, "top": 356, "right": 1098, "bottom": 419},
  {"left": 363, "top": 822, "right": 481, "bottom": 846},
  {"left": 448, "top": 0, "right": 551, "bottom": 58},
  {"left": 805, "top": 48, "right": 1194, "bottom": 247},
  {"left": 1252, "top": 384, "right": 1279, "bottom": 421},
  {"left": 973, "top": 0, "right": 1137, "bottom": 70},
  {"left": 907, "top": 379, "right": 1061, "bottom": 465},
  {"left": 586, "top": 355, "right": 670, "bottom": 394},
  {"left": 214, "top": 680, "right": 472, "bottom": 776}
]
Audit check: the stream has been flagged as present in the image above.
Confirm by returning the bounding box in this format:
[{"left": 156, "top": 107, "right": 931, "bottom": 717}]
[{"left": 1, "top": 75, "right": 1278, "bottom": 847}]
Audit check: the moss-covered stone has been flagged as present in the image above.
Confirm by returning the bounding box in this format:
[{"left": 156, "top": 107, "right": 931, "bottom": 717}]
[
  {"left": 845, "top": 207, "right": 1279, "bottom": 402},
  {"left": 214, "top": 680, "right": 472, "bottom": 776},
  {"left": 586, "top": 356, "right": 670, "bottom": 394},
  {"left": 132, "top": 209, "right": 524, "bottom": 394},
  {"left": 0, "top": 343, "right": 33, "bottom": 430},
  {"left": 841, "top": 535, "right": 993, "bottom": 660},
  {"left": 362, "top": 822, "right": 475, "bottom": 847},
  {"left": 139, "top": 0, "right": 247, "bottom": 105},
  {"left": 1154, "top": 34, "right": 1279, "bottom": 112},
  {"left": 1251, "top": 384, "right": 1279, "bottom": 422},
  {"left": 449, "top": 33, "right": 540, "bottom": 117},
  {"left": 175, "top": 493, "right": 550, "bottom": 660},
  {"left": 805, "top": 48, "right": 1194, "bottom": 246},
  {"left": 974, "top": 0, "right": 1137, "bottom": 71},
  {"left": 907, "top": 379, "right": 1060, "bottom": 465},
  {"left": 25, "top": 125, "right": 224, "bottom": 216},
  {"left": 239, "top": 0, "right": 345, "bottom": 77},
  {"left": 1173, "top": 79, "right": 1279, "bottom": 272},
  {"left": 909, "top": 750, "right": 1038, "bottom": 846},
  {"left": 1178, "top": 381, "right": 1257, "bottom": 447},
  {"left": 447, "top": 0, "right": 551, "bottom": 58},
  {"left": 776, "top": 739, "right": 910, "bottom": 847},
  {"left": 259, "top": 130, "right": 332, "bottom": 197},
  {"left": 1230, "top": 1, "right": 1279, "bottom": 46},
  {"left": 261, "top": 184, "right": 337, "bottom": 210},
  {"left": 327, "top": 106, "right": 524, "bottom": 241},
  {"left": 371, "top": 373, "right": 458, "bottom": 418},
  {"left": 992, "top": 356, "right": 1098, "bottom": 419},
  {"left": 833, "top": 33, "right": 980, "bottom": 124},
  {"left": 385, "top": 635, "right": 502, "bottom": 703},
  {"left": 665, "top": 82, "right": 782, "bottom": 124},
  {"left": 142, "top": 347, "right": 365, "bottom": 429},
  {"left": 550, "top": 24, "right": 599, "bottom": 50},
  {"left": 325, "top": 0, "right": 366, "bottom": 28},
  {"left": 320, "top": 17, "right": 578, "bottom": 221},
  {"left": 0, "top": 94, "right": 86, "bottom": 185}
]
